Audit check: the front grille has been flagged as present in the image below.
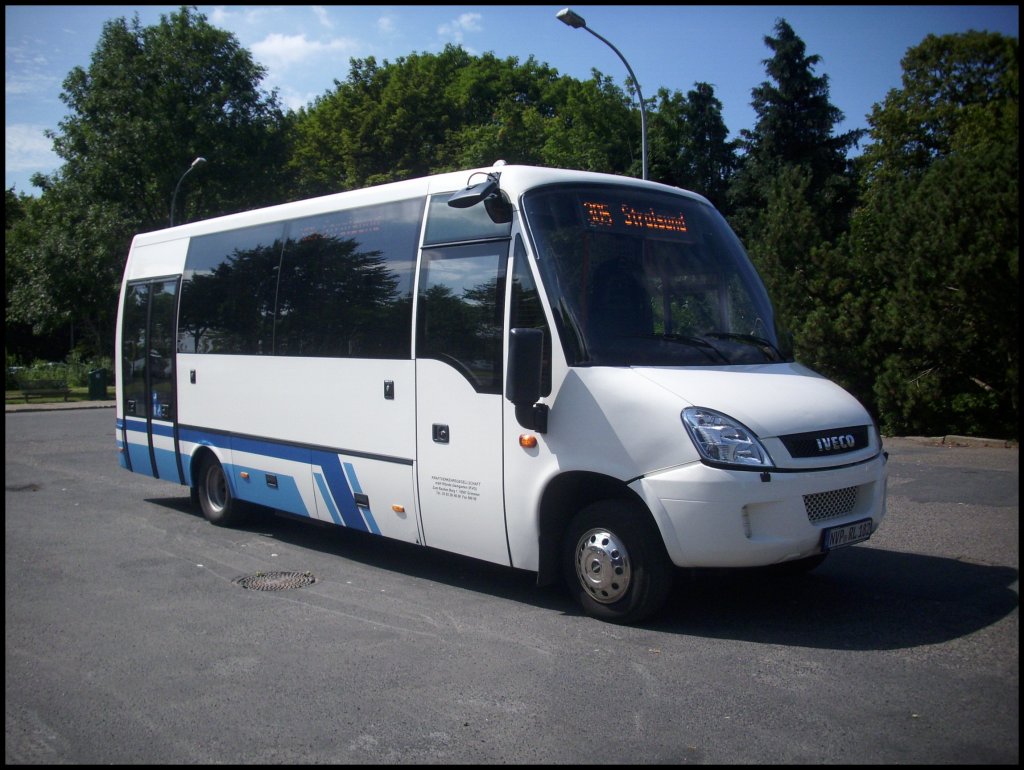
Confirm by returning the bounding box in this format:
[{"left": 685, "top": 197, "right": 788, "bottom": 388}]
[
  {"left": 780, "top": 425, "right": 869, "bottom": 458},
  {"left": 804, "top": 486, "right": 859, "bottom": 523}
]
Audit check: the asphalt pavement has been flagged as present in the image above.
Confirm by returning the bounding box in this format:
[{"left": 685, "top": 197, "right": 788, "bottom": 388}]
[{"left": 5, "top": 407, "right": 1018, "bottom": 763}]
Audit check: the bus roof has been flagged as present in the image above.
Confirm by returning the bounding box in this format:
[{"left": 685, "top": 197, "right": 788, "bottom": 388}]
[{"left": 131, "top": 163, "right": 709, "bottom": 249}]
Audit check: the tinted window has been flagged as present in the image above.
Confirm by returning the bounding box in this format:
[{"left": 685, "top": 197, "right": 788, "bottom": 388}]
[
  {"left": 122, "top": 279, "right": 179, "bottom": 418},
  {"left": 523, "top": 185, "right": 780, "bottom": 366},
  {"left": 423, "top": 192, "right": 512, "bottom": 245},
  {"left": 121, "top": 282, "right": 149, "bottom": 415},
  {"left": 417, "top": 241, "right": 508, "bottom": 394},
  {"left": 509, "top": 235, "right": 552, "bottom": 396},
  {"left": 178, "top": 198, "right": 422, "bottom": 358},
  {"left": 275, "top": 199, "right": 421, "bottom": 358},
  {"left": 178, "top": 223, "right": 283, "bottom": 355}
]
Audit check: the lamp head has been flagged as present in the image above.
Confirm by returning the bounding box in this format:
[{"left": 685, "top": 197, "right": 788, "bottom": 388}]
[{"left": 556, "top": 8, "right": 586, "bottom": 29}]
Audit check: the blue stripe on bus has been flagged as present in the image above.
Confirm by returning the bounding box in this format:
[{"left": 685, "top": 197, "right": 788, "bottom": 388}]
[
  {"left": 230, "top": 463, "right": 310, "bottom": 517},
  {"left": 313, "top": 472, "right": 344, "bottom": 526},
  {"left": 154, "top": 446, "right": 180, "bottom": 482},
  {"left": 115, "top": 420, "right": 128, "bottom": 469},
  {"left": 312, "top": 450, "right": 367, "bottom": 531},
  {"left": 152, "top": 421, "right": 176, "bottom": 437},
  {"left": 178, "top": 427, "right": 229, "bottom": 449},
  {"left": 126, "top": 443, "right": 154, "bottom": 477},
  {"left": 344, "top": 462, "right": 381, "bottom": 535},
  {"left": 120, "top": 418, "right": 176, "bottom": 479},
  {"left": 122, "top": 419, "right": 175, "bottom": 438},
  {"left": 120, "top": 424, "right": 386, "bottom": 533},
  {"left": 231, "top": 434, "right": 311, "bottom": 464}
]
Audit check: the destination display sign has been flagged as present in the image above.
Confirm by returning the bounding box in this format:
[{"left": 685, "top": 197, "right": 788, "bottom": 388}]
[{"left": 582, "top": 199, "right": 689, "bottom": 236}]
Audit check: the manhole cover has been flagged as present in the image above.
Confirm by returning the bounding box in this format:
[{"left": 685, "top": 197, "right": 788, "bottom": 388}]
[{"left": 233, "top": 571, "right": 316, "bottom": 591}]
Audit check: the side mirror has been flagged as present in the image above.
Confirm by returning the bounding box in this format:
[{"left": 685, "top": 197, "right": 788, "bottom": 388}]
[
  {"left": 484, "top": 194, "right": 512, "bottom": 224},
  {"left": 447, "top": 177, "right": 499, "bottom": 209},
  {"left": 507, "top": 328, "right": 543, "bottom": 407},
  {"left": 507, "top": 328, "right": 546, "bottom": 431},
  {"left": 447, "top": 173, "right": 512, "bottom": 224}
]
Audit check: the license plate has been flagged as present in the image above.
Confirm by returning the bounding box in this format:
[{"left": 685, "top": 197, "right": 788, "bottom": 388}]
[{"left": 821, "top": 518, "right": 873, "bottom": 550}]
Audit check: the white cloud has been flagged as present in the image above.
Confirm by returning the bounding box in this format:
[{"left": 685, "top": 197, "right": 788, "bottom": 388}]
[
  {"left": 277, "top": 86, "right": 321, "bottom": 113},
  {"left": 251, "top": 32, "right": 360, "bottom": 69},
  {"left": 437, "top": 12, "right": 483, "bottom": 43},
  {"left": 5, "top": 123, "right": 58, "bottom": 172},
  {"left": 5, "top": 42, "right": 61, "bottom": 97},
  {"left": 5, "top": 70, "right": 57, "bottom": 98},
  {"left": 456, "top": 13, "right": 483, "bottom": 32},
  {"left": 376, "top": 14, "right": 397, "bottom": 35},
  {"left": 209, "top": 6, "right": 230, "bottom": 26},
  {"left": 312, "top": 6, "right": 333, "bottom": 30},
  {"left": 209, "top": 5, "right": 275, "bottom": 28}
]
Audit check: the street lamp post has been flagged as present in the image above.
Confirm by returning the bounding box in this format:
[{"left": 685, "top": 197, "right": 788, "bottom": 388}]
[
  {"left": 556, "top": 7, "right": 648, "bottom": 180},
  {"left": 169, "top": 156, "right": 206, "bottom": 227}
]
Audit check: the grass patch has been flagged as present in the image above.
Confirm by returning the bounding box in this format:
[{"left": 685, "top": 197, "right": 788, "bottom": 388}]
[{"left": 5, "top": 386, "right": 115, "bottom": 405}]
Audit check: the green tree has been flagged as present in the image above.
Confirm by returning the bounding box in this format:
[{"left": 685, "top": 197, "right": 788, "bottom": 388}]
[
  {"left": 46, "top": 6, "right": 287, "bottom": 223},
  {"left": 727, "top": 18, "right": 864, "bottom": 355},
  {"left": 287, "top": 47, "right": 638, "bottom": 197},
  {"left": 648, "top": 82, "right": 737, "bottom": 210},
  {"left": 5, "top": 187, "right": 126, "bottom": 357},
  {"left": 5, "top": 186, "right": 27, "bottom": 229},
  {"left": 5, "top": 6, "right": 287, "bottom": 359},
  {"left": 732, "top": 19, "right": 862, "bottom": 238},
  {"left": 541, "top": 69, "right": 636, "bottom": 174},
  {"left": 848, "top": 31, "right": 1018, "bottom": 438},
  {"left": 447, "top": 53, "right": 568, "bottom": 171}
]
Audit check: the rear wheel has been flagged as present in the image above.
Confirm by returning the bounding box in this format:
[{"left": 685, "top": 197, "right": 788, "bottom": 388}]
[
  {"left": 562, "top": 500, "right": 673, "bottom": 624},
  {"left": 196, "top": 455, "right": 248, "bottom": 527}
]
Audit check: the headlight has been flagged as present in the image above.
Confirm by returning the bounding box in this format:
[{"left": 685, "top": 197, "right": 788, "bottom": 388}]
[{"left": 682, "top": 407, "right": 774, "bottom": 469}]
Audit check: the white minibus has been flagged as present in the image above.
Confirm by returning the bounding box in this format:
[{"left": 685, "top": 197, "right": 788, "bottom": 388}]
[{"left": 116, "top": 163, "right": 888, "bottom": 623}]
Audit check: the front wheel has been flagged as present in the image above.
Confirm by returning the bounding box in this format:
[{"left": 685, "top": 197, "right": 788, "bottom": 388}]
[
  {"left": 562, "top": 500, "right": 673, "bottom": 624},
  {"left": 195, "top": 455, "right": 249, "bottom": 527}
]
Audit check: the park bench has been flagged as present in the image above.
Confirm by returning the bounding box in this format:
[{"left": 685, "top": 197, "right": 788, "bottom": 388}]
[{"left": 15, "top": 375, "right": 71, "bottom": 402}]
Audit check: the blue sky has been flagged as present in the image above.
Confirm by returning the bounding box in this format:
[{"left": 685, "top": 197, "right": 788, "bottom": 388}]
[{"left": 5, "top": 4, "right": 1019, "bottom": 195}]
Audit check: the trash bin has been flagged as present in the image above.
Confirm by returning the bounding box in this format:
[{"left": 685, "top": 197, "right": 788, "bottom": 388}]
[{"left": 88, "top": 368, "right": 107, "bottom": 400}]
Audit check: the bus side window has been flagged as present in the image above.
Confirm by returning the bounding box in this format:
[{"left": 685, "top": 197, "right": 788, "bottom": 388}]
[
  {"left": 417, "top": 241, "right": 508, "bottom": 394},
  {"left": 121, "top": 279, "right": 178, "bottom": 419},
  {"left": 509, "top": 235, "right": 552, "bottom": 396},
  {"left": 148, "top": 280, "right": 179, "bottom": 420},
  {"left": 122, "top": 283, "right": 150, "bottom": 416}
]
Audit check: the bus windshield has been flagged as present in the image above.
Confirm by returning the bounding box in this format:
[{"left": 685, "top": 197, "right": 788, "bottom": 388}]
[{"left": 522, "top": 184, "right": 784, "bottom": 367}]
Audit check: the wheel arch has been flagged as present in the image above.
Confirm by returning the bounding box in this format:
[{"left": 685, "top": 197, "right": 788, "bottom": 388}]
[
  {"left": 188, "top": 444, "right": 224, "bottom": 491},
  {"left": 535, "top": 470, "right": 656, "bottom": 586}
]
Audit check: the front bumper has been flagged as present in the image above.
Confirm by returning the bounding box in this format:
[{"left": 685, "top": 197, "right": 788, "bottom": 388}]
[{"left": 632, "top": 452, "right": 888, "bottom": 568}]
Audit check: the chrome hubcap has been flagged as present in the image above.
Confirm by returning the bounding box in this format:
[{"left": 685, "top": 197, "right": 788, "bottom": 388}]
[{"left": 574, "top": 528, "right": 631, "bottom": 604}]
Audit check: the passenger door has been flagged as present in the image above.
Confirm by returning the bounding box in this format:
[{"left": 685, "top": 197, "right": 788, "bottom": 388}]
[
  {"left": 119, "top": 277, "right": 182, "bottom": 482},
  {"left": 414, "top": 240, "right": 511, "bottom": 565}
]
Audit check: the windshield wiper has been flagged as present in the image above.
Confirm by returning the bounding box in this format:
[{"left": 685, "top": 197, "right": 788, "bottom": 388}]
[
  {"left": 632, "top": 333, "right": 730, "bottom": 364},
  {"left": 701, "top": 331, "right": 787, "bottom": 361}
]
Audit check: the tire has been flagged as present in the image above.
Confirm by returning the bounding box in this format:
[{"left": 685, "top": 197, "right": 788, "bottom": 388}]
[
  {"left": 562, "top": 500, "right": 673, "bottom": 624},
  {"left": 195, "top": 454, "right": 248, "bottom": 527}
]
